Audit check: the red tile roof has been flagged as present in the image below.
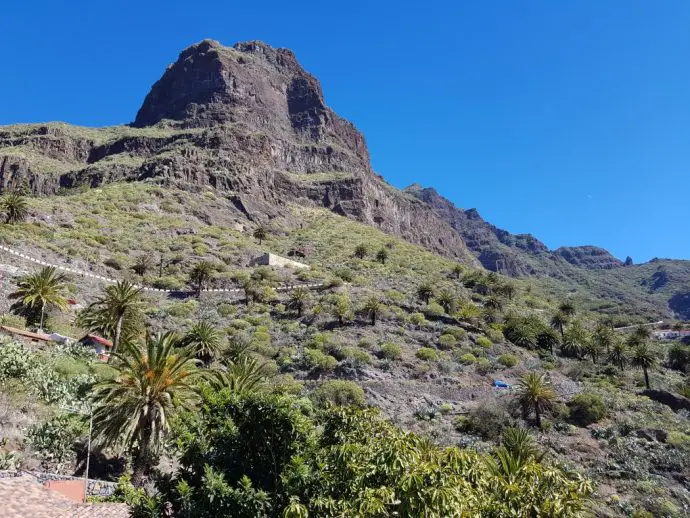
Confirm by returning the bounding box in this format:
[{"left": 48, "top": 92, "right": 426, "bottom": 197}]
[
  {"left": 80, "top": 334, "right": 113, "bottom": 348},
  {"left": 0, "top": 476, "right": 129, "bottom": 518}
]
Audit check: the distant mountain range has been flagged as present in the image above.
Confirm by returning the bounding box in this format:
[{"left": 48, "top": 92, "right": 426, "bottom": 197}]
[{"left": 1, "top": 39, "right": 688, "bottom": 319}]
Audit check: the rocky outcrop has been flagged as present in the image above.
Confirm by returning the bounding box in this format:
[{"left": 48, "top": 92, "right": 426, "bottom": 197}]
[
  {"left": 0, "top": 40, "right": 479, "bottom": 266},
  {"left": 553, "top": 246, "right": 623, "bottom": 270}
]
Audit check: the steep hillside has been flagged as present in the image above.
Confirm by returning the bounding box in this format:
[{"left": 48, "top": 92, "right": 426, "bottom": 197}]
[
  {"left": 405, "top": 184, "right": 690, "bottom": 320},
  {"left": 0, "top": 40, "right": 477, "bottom": 266}
]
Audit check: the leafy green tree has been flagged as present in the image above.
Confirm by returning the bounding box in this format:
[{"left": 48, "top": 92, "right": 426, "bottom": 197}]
[
  {"left": 288, "top": 287, "right": 310, "bottom": 318},
  {"left": 631, "top": 342, "right": 658, "bottom": 389},
  {"left": 516, "top": 372, "right": 556, "bottom": 428},
  {"left": 503, "top": 314, "right": 546, "bottom": 350},
  {"left": 79, "top": 281, "right": 144, "bottom": 357},
  {"left": 416, "top": 282, "right": 435, "bottom": 305},
  {"left": 607, "top": 339, "right": 627, "bottom": 371},
  {"left": 362, "top": 296, "right": 383, "bottom": 326},
  {"left": 353, "top": 243, "right": 368, "bottom": 259},
  {"left": 189, "top": 261, "right": 215, "bottom": 297},
  {"left": 436, "top": 289, "right": 456, "bottom": 314},
  {"left": 375, "top": 248, "right": 389, "bottom": 264},
  {"left": 0, "top": 192, "right": 29, "bottom": 224},
  {"left": 498, "top": 282, "right": 516, "bottom": 300},
  {"left": 154, "top": 391, "right": 592, "bottom": 517},
  {"left": 9, "top": 266, "right": 68, "bottom": 331},
  {"left": 91, "top": 332, "right": 199, "bottom": 485},
  {"left": 182, "top": 320, "right": 224, "bottom": 366},
  {"left": 253, "top": 225, "right": 268, "bottom": 245}
]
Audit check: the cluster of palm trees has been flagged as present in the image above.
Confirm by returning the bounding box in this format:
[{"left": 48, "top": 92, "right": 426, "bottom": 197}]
[
  {"left": 0, "top": 192, "right": 29, "bottom": 224},
  {"left": 353, "top": 242, "right": 391, "bottom": 264}
]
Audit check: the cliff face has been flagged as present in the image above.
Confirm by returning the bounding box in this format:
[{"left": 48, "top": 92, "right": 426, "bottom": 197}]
[
  {"left": 0, "top": 40, "right": 478, "bottom": 266},
  {"left": 405, "top": 184, "right": 625, "bottom": 275}
]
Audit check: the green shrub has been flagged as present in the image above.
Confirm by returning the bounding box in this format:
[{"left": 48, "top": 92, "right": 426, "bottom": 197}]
[
  {"left": 342, "top": 347, "right": 372, "bottom": 366},
  {"left": 568, "top": 393, "right": 607, "bottom": 426},
  {"left": 424, "top": 302, "right": 445, "bottom": 318},
  {"left": 379, "top": 342, "right": 402, "bottom": 360},
  {"left": 0, "top": 343, "right": 33, "bottom": 379},
  {"left": 416, "top": 347, "right": 438, "bottom": 361},
  {"left": 27, "top": 414, "right": 85, "bottom": 469},
  {"left": 458, "top": 353, "right": 477, "bottom": 365},
  {"left": 666, "top": 431, "right": 690, "bottom": 450},
  {"left": 304, "top": 349, "right": 337, "bottom": 372},
  {"left": 409, "top": 313, "right": 427, "bottom": 326},
  {"left": 498, "top": 354, "right": 519, "bottom": 368},
  {"left": 475, "top": 358, "right": 492, "bottom": 375},
  {"left": 445, "top": 327, "right": 467, "bottom": 340},
  {"left": 152, "top": 276, "right": 185, "bottom": 291},
  {"left": 438, "top": 334, "right": 457, "bottom": 350},
  {"left": 476, "top": 336, "right": 493, "bottom": 349},
  {"left": 310, "top": 380, "right": 365, "bottom": 407},
  {"left": 167, "top": 300, "right": 198, "bottom": 318},
  {"left": 217, "top": 303, "right": 237, "bottom": 318},
  {"left": 439, "top": 402, "right": 453, "bottom": 414}
]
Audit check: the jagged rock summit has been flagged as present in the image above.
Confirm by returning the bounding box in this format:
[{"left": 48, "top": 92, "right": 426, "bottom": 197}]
[
  {"left": 0, "top": 39, "right": 479, "bottom": 266},
  {"left": 405, "top": 184, "right": 624, "bottom": 276},
  {"left": 134, "top": 39, "right": 369, "bottom": 168}
]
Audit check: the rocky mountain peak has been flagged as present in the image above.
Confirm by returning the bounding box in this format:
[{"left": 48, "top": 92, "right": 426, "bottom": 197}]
[{"left": 133, "top": 40, "right": 368, "bottom": 164}]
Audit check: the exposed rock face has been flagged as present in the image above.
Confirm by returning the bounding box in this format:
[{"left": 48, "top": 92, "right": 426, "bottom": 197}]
[
  {"left": 553, "top": 246, "right": 623, "bottom": 270},
  {"left": 0, "top": 40, "right": 478, "bottom": 266},
  {"left": 405, "top": 184, "right": 626, "bottom": 276}
]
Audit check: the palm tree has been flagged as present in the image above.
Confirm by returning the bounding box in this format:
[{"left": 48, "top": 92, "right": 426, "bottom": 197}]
[
  {"left": 189, "top": 261, "right": 214, "bottom": 297},
  {"left": 450, "top": 264, "right": 464, "bottom": 280},
  {"left": 436, "top": 290, "right": 456, "bottom": 314},
  {"left": 182, "top": 321, "right": 224, "bottom": 366},
  {"left": 9, "top": 266, "right": 68, "bottom": 331},
  {"left": 81, "top": 281, "right": 144, "bottom": 358},
  {"left": 558, "top": 302, "right": 576, "bottom": 318},
  {"left": 288, "top": 287, "right": 310, "bottom": 317},
  {"left": 550, "top": 312, "right": 568, "bottom": 341},
  {"left": 584, "top": 340, "right": 601, "bottom": 364},
  {"left": 562, "top": 322, "right": 589, "bottom": 359},
  {"left": 353, "top": 244, "right": 368, "bottom": 259},
  {"left": 131, "top": 255, "right": 153, "bottom": 276},
  {"left": 537, "top": 328, "right": 560, "bottom": 356},
  {"left": 330, "top": 293, "right": 352, "bottom": 326},
  {"left": 516, "top": 372, "right": 556, "bottom": 428},
  {"left": 485, "top": 295, "right": 504, "bottom": 312},
  {"left": 1, "top": 192, "right": 29, "bottom": 224},
  {"left": 363, "top": 296, "right": 383, "bottom": 326},
  {"left": 607, "top": 339, "right": 627, "bottom": 372},
  {"left": 417, "top": 282, "right": 435, "bottom": 305},
  {"left": 253, "top": 225, "right": 268, "bottom": 245},
  {"left": 498, "top": 282, "right": 516, "bottom": 301},
  {"left": 631, "top": 342, "right": 657, "bottom": 389},
  {"left": 593, "top": 324, "right": 615, "bottom": 355},
  {"left": 211, "top": 355, "right": 268, "bottom": 393},
  {"left": 376, "top": 248, "right": 388, "bottom": 265},
  {"left": 91, "top": 332, "right": 199, "bottom": 485}
]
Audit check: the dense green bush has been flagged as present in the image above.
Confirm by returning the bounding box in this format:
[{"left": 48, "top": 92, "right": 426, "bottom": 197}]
[
  {"left": 498, "top": 354, "right": 520, "bottom": 368},
  {"left": 437, "top": 333, "right": 457, "bottom": 350},
  {"left": 476, "top": 336, "right": 493, "bottom": 348},
  {"left": 568, "top": 393, "right": 607, "bottom": 426},
  {"left": 303, "top": 349, "right": 337, "bottom": 372},
  {"left": 424, "top": 302, "right": 445, "bottom": 318},
  {"left": 311, "top": 380, "right": 365, "bottom": 408},
  {"left": 379, "top": 342, "right": 402, "bottom": 360},
  {"left": 416, "top": 347, "right": 438, "bottom": 361},
  {"left": 458, "top": 353, "right": 477, "bottom": 365},
  {"left": 27, "top": 414, "right": 86, "bottom": 469},
  {"left": 151, "top": 390, "right": 592, "bottom": 517},
  {"left": 667, "top": 344, "right": 689, "bottom": 373}
]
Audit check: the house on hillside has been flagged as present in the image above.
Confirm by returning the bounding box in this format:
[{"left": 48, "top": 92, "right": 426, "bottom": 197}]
[
  {"left": 79, "top": 334, "right": 113, "bottom": 361},
  {"left": 251, "top": 252, "right": 309, "bottom": 269},
  {"left": 654, "top": 329, "right": 690, "bottom": 340},
  {"left": 0, "top": 325, "right": 53, "bottom": 346}
]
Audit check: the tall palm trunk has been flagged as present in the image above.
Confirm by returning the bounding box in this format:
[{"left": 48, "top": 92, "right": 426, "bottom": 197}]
[
  {"left": 109, "top": 313, "right": 124, "bottom": 363},
  {"left": 40, "top": 300, "right": 46, "bottom": 332},
  {"left": 132, "top": 413, "right": 153, "bottom": 487},
  {"left": 643, "top": 367, "right": 650, "bottom": 389},
  {"left": 534, "top": 406, "right": 541, "bottom": 428},
  {"left": 371, "top": 312, "right": 376, "bottom": 326}
]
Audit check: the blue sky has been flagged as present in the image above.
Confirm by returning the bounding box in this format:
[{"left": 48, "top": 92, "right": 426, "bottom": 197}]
[{"left": 2, "top": 1, "right": 689, "bottom": 262}]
